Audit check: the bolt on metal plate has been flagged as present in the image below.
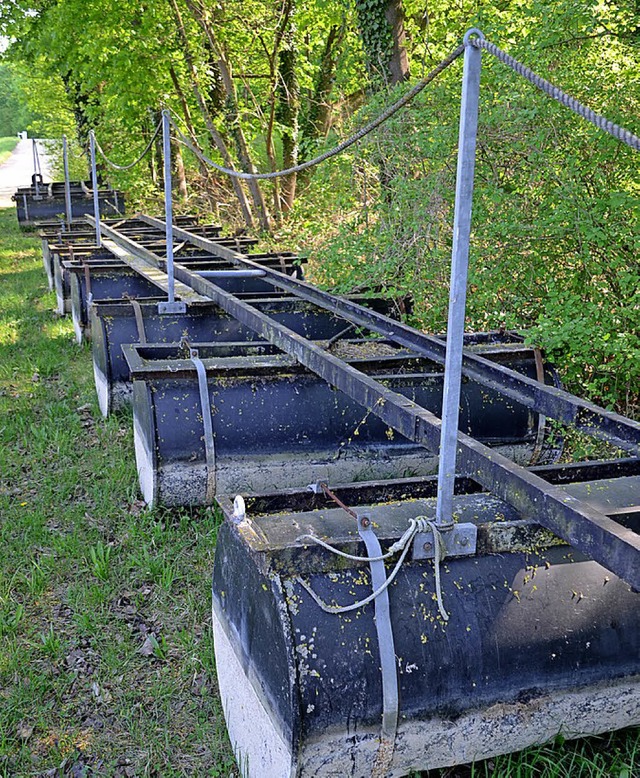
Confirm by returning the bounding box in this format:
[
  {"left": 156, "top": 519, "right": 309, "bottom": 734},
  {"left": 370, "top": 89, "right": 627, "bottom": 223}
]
[
  {"left": 412, "top": 522, "right": 477, "bottom": 560},
  {"left": 157, "top": 301, "right": 187, "bottom": 314}
]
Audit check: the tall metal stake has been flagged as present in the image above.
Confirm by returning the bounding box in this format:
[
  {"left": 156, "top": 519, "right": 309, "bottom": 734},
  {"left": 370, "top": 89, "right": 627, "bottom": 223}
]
[
  {"left": 89, "top": 131, "right": 102, "bottom": 248},
  {"left": 158, "top": 110, "right": 185, "bottom": 314},
  {"left": 31, "top": 140, "right": 41, "bottom": 197},
  {"left": 62, "top": 135, "right": 73, "bottom": 229},
  {"left": 435, "top": 29, "right": 483, "bottom": 527}
]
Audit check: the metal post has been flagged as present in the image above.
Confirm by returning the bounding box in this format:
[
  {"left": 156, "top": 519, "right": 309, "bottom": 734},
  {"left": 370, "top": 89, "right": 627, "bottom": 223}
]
[
  {"left": 32, "top": 140, "right": 40, "bottom": 197},
  {"left": 435, "top": 29, "right": 484, "bottom": 528},
  {"left": 89, "top": 132, "right": 102, "bottom": 247},
  {"left": 62, "top": 135, "right": 73, "bottom": 228},
  {"left": 158, "top": 110, "right": 185, "bottom": 314}
]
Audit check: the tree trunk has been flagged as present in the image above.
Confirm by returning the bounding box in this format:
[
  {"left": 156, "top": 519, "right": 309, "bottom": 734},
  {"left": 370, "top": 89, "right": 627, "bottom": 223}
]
[
  {"left": 276, "top": 43, "right": 299, "bottom": 211},
  {"left": 182, "top": 0, "right": 273, "bottom": 232},
  {"left": 61, "top": 73, "right": 91, "bottom": 147},
  {"left": 168, "top": 65, "right": 212, "bottom": 182},
  {"left": 216, "top": 49, "right": 272, "bottom": 231},
  {"left": 385, "top": 0, "right": 409, "bottom": 85},
  {"left": 304, "top": 23, "right": 345, "bottom": 142},
  {"left": 167, "top": 0, "right": 255, "bottom": 228},
  {"left": 172, "top": 139, "right": 188, "bottom": 200},
  {"left": 354, "top": 0, "right": 409, "bottom": 88}
]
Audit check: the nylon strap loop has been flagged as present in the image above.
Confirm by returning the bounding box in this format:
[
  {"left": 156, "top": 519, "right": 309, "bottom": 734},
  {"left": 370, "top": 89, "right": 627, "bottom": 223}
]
[
  {"left": 358, "top": 516, "right": 398, "bottom": 777},
  {"left": 129, "top": 299, "right": 147, "bottom": 345},
  {"left": 189, "top": 348, "right": 216, "bottom": 502}
]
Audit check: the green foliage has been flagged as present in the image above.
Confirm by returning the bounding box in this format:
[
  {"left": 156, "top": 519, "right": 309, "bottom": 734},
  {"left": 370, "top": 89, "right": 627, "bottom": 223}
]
[
  {"left": 88, "top": 541, "right": 112, "bottom": 581},
  {"left": 1, "top": 0, "right": 637, "bottom": 414},
  {"left": 39, "top": 624, "right": 63, "bottom": 658},
  {"left": 0, "top": 209, "right": 235, "bottom": 775},
  {"left": 0, "top": 602, "right": 25, "bottom": 637},
  {"left": 0, "top": 0, "right": 368, "bottom": 217},
  {"left": 0, "top": 65, "right": 31, "bottom": 135},
  {"left": 0, "top": 59, "right": 76, "bottom": 138},
  {"left": 302, "top": 0, "right": 640, "bottom": 415}
]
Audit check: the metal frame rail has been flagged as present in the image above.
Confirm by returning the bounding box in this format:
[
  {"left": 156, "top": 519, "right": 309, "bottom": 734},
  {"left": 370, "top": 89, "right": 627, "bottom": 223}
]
[
  {"left": 91, "top": 216, "right": 640, "bottom": 589},
  {"left": 137, "top": 214, "right": 640, "bottom": 455}
]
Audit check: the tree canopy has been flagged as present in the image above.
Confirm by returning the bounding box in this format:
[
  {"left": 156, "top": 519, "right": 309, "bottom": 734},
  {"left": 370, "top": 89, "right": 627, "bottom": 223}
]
[{"left": 1, "top": 0, "right": 638, "bottom": 412}]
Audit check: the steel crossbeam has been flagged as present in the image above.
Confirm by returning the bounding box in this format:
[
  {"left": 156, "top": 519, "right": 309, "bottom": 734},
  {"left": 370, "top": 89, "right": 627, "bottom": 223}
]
[
  {"left": 102, "top": 239, "right": 207, "bottom": 304},
  {"left": 137, "top": 214, "right": 640, "bottom": 456},
  {"left": 97, "top": 219, "right": 640, "bottom": 588}
]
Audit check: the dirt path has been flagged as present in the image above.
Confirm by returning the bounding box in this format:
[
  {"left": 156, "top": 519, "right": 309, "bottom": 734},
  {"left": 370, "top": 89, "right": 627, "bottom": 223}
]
[{"left": 0, "top": 138, "right": 52, "bottom": 208}]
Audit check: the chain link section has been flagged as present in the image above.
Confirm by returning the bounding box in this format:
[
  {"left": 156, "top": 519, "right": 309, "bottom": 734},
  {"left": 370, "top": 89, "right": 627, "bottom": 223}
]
[
  {"left": 94, "top": 121, "right": 163, "bottom": 171},
  {"left": 170, "top": 43, "right": 465, "bottom": 181},
  {"left": 474, "top": 38, "right": 640, "bottom": 152}
]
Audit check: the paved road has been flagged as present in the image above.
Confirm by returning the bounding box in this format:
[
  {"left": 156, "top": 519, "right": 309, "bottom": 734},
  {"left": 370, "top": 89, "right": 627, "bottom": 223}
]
[{"left": 0, "top": 139, "right": 52, "bottom": 208}]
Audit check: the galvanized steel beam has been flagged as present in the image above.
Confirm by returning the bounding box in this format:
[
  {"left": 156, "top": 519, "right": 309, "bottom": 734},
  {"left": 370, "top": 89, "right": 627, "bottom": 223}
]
[
  {"left": 436, "top": 30, "right": 483, "bottom": 527},
  {"left": 93, "top": 217, "right": 640, "bottom": 586},
  {"left": 137, "top": 214, "right": 640, "bottom": 455}
]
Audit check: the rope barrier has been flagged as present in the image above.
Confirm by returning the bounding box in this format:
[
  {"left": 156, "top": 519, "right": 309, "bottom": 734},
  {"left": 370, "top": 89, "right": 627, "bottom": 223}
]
[
  {"left": 83, "top": 33, "right": 637, "bottom": 189},
  {"left": 94, "top": 121, "right": 162, "bottom": 171},
  {"left": 167, "top": 35, "right": 637, "bottom": 184},
  {"left": 169, "top": 44, "right": 465, "bottom": 180},
  {"left": 475, "top": 38, "right": 640, "bottom": 152},
  {"left": 76, "top": 30, "right": 639, "bottom": 192},
  {"left": 68, "top": 144, "right": 87, "bottom": 160}
]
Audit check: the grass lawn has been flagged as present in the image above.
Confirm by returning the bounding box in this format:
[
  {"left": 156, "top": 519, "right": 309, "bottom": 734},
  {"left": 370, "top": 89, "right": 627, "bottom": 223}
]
[
  {"left": 0, "top": 206, "right": 637, "bottom": 776},
  {"left": 0, "top": 208, "right": 235, "bottom": 776},
  {"left": 0, "top": 138, "right": 19, "bottom": 166}
]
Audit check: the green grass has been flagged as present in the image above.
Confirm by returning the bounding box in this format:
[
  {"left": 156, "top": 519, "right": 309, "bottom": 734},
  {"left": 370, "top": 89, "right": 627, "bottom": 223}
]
[
  {"left": 0, "top": 137, "right": 19, "bottom": 166},
  {"left": 0, "top": 208, "right": 236, "bottom": 775},
  {"left": 0, "top": 206, "right": 637, "bottom": 776}
]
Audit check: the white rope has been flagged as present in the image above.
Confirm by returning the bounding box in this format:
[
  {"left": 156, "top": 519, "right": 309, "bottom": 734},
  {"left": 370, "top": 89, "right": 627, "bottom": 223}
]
[
  {"left": 297, "top": 517, "right": 421, "bottom": 562},
  {"left": 296, "top": 516, "right": 449, "bottom": 619},
  {"left": 296, "top": 537, "right": 414, "bottom": 614},
  {"left": 427, "top": 519, "right": 449, "bottom": 621}
]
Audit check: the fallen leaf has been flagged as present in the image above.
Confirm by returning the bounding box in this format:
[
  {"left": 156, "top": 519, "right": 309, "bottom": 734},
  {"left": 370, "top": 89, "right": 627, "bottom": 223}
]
[
  {"left": 138, "top": 634, "right": 156, "bottom": 657},
  {"left": 17, "top": 722, "right": 34, "bottom": 740}
]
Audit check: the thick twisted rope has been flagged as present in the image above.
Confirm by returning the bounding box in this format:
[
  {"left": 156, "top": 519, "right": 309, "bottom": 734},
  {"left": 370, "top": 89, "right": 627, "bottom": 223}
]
[
  {"left": 474, "top": 38, "right": 640, "bottom": 152},
  {"left": 169, "top": 44, "right": 465, "bottom": 181},
  {"left": 67, "top": 142, "right": 87, "bottom": 161},
  {"left": 85, "top": 33, "right": 636, "bottom": 187},
  {"left": 170, "top": 36, "right": 637, "bottom": 184},
  {"left": 94, "top": 121, "right": 163, "bottom": 171}
]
